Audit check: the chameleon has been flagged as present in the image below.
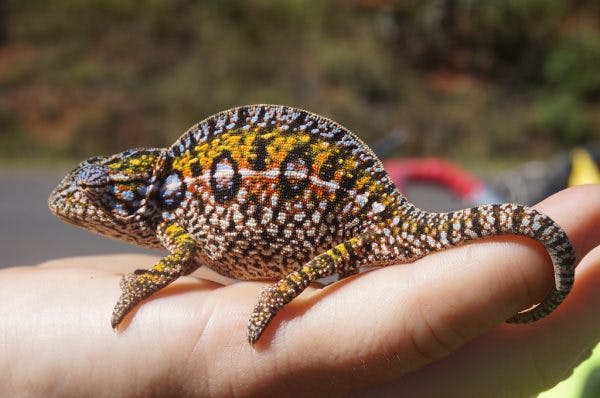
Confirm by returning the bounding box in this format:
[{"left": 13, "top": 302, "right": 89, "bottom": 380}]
[{"left": 48, "top": 104, "right": 577, "bottom": 345}]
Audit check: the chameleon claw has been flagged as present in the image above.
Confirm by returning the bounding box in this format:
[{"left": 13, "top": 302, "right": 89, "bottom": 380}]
[
  {"left": 247, "top": 285, "right": 285, "bottom": 345},
  {"left": 111, "top": 274, "right": 143, "bottom": 330},
  {"left": 247, "top": 310, "right": 273, "bottom": 345},
  {"left": 111, "top": 293, "right": 133, "bottom": 330}
]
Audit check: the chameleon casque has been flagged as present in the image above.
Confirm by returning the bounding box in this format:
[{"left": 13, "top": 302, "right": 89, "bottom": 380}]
[{"left": 48, "top": 104, "right": 576, "bottom": 345}]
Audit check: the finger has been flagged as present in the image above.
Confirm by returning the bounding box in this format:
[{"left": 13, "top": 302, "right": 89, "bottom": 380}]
[
  {"left": 35, "top": 254, "right": 234, "bottom": 285},
  {"left": 34, "top": 254, "right": 159, "bottom": 272},
  {"left": 534, "top": 184, "right": 600, "bottom": 259},
  {"left": 359, "top": 245, "right": 600, "bottom": 397}
]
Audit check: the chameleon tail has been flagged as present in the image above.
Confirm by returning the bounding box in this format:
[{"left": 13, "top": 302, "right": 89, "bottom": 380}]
[{"left": 409, "top": 203, "right": 576, "bottom": 323}]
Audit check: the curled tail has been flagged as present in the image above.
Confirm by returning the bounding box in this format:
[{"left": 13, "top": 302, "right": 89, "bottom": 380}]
[{"left": 398, "top": 203, "right": 576, "bottom": 323}]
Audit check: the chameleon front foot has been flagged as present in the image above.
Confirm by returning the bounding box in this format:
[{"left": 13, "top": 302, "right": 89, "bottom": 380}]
[
  {"left": 111, "top": 221, "right": 198, "bottom": 330},
  {"left": 111, "top": 273, "right": 148, "bottom": 329}
]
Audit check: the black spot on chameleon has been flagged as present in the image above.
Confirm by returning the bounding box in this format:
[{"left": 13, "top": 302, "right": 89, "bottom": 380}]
[
  {"left": 252, "top": 136, "right": 268, "bottom": 171},
  {"left": 256, "top": 107, "right": 266, "bottom": 124},
  {"left": 491, "top": 204, "right": 503, "bottom": 233},
  {"left": 279, "top": 145, "right": 312, "bottom": 199},
  {"left": 286, "top": 110, "right": 308, "bottom": 131},
  {"left": 205, "top": 117, "right": 217, "bottom": 140},
  {"left": 190, "top": 163, "right": 202, "bottom": 177},
  {"left": 318, "top": 153, "right": 339, "bottom": 182},
  {"left": 234, "top": 107, "right": 245, "bottom": 129},
  {"left": 158, "top": 171, "right": 186, "bottom": 210},
  {"left": 171, "top": 145, "right": 182, "bottom": 157},
  {"left": 340, "top": 166, "right": 360, "bottom": 191},
  {"left": 210, "top": 150, "right": 242, "bottom": 203},
  {"left": 105, "top": 178, "right": 151, "bottom": 217}
]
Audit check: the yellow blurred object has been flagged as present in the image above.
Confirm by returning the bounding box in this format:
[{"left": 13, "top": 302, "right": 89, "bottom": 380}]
[{"left": 568, "top": 148, "right": 600, "bottom": 186}]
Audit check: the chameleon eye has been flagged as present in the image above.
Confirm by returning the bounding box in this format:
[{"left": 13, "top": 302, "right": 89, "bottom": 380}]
[{"left": 75, "top": 164, "right": 109, "bottom": 190}]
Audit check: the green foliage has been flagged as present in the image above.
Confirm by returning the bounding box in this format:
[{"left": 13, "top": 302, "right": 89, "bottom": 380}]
[
  {"left": 0, "top": 113, "right": 62, "bottom": 162},
  {"left": 545, "top": 35, "right": 600, "bottom": 99},
  {"left": 532, "top": 94, "right": 594, "bottom": 146},
  {"left": 392, "top": 0, "right": 567, "bottom": 79}
]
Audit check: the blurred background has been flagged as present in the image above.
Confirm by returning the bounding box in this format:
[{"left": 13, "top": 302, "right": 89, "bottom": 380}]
[
  {"left": 0, "top": 1, "right": 599, "bottom": 395},
  {"left": 2, "top": 1, "right": 599, "bottom": 163}
]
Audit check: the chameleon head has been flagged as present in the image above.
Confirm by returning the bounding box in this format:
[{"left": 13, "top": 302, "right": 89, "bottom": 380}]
[{"left": 48, "top": 148, "right": 164, "bottom": 245}]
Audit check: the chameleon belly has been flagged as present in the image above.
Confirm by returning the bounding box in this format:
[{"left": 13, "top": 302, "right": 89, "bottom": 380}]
[{"left": 48, "top": 104, "right": 577, "bottom": 345}]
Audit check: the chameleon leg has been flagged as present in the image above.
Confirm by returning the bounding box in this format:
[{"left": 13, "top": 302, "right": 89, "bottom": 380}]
[
  {"left": 248, "top": 233, "right": 374, "bottom": 345},
  {"left": 111, "top": 220, "right": 197, "bottom": 329}
]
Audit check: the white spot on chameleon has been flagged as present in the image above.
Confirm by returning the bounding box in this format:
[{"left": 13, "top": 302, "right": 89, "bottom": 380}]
[
  {"left": 372, "top": 202, "right": 385, "bottom": 214},
  {"left": 277, "top": 212, "right": 286, "bottom": 223},
  {"left": 319, "top": 200, "right": 327, "bottom": 211},
  {"left": 542, "top": 226, "right": 555, "bottom": 237},
  {"left": 439, "top": 231, "right": 449, "bottom": 246},
  {"left": 342, "top": 201, "right": 353, "bottom": 215},
  {"left": 427, "top": 236, "right": 437, "bottom": 248},
  {"left": 312, "top": 212, "right": 321, "bottom": 224},
  {"left": 270, "top": 194, "right": 279, "bottom": 207},
  {"left": 261, "top": 208, "right": 273, "bottom": 224},
  {"left": 356, "top": 193, "right": 368, "bottom": 206},
  {"left": 233, "top": 209, "right": 244, "bottom": 224},
  {"left": 466, "top": 229, "right": 478, "bottom": 239}
]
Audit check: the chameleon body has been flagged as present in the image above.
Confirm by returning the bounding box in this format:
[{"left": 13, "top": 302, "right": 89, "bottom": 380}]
[{"left": 48, "top": 104, "right": 577, "bottom": 345}]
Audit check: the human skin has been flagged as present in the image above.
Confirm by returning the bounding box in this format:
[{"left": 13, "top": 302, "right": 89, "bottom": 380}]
[{"left": 1, "top": 185, "right": 600, "bottom": 397}]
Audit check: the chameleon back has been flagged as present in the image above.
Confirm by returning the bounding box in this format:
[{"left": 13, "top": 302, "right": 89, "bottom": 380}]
[{"left": 163, "top": 105, "right": 402, "bottom": 279}]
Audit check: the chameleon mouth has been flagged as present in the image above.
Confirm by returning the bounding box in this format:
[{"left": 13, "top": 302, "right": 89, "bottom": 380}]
[
  {"left": 48, "top": 185, "right": 64, "bottom": 217},
  {"left": 47, "top": 175, "right": 88, "bottom": 221},
  {"left": 48, "top": 176, "right": 71, "bottom": 217}
]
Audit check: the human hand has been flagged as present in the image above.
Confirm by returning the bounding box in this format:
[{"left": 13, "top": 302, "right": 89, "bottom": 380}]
[{"left": 2, "top": 185, "right": 600, "bottom": 397}]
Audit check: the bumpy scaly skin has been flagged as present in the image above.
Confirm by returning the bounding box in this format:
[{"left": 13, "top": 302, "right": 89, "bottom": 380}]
[{"left": 48, "top": 104, "right": 577, "bottom": 345}]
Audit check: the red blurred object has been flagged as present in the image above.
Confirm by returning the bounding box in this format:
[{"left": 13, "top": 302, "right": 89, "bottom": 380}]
[{"left": 384, "top": 158, "right": 503, "bottom": 206}]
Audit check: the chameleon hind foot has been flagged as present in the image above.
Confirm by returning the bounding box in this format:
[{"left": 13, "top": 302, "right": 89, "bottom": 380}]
[
  {"left": 248, "top": 234, "right": 373, "bottom": 344},
  {"left": 248, "top": 284, "right": 295, "bottom": 345}
]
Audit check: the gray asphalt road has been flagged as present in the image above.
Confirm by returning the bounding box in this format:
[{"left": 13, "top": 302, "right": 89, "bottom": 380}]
[{"left": 0, "top": 168, "right": 461, "bottom": 268}]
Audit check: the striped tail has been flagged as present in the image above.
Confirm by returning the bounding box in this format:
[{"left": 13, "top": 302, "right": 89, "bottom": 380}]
[{"left": 407, "top": 203, "right": 576, "bottom": 323}]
